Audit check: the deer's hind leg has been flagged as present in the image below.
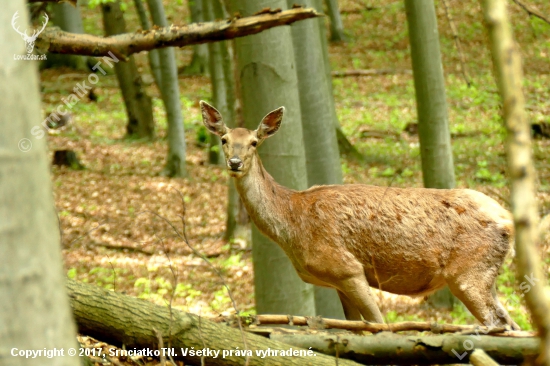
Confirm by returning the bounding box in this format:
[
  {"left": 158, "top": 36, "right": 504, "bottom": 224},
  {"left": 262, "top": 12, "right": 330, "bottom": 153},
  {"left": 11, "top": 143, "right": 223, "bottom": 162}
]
[{"left": 446, "top": 268, "right": 520, "bottom": 330}]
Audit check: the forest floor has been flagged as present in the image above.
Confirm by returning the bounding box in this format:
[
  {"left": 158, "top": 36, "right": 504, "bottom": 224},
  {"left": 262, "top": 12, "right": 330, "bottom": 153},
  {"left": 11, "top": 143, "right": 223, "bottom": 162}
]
[{"left": 39, "top": 0, "right": 549, "bottom": 350}]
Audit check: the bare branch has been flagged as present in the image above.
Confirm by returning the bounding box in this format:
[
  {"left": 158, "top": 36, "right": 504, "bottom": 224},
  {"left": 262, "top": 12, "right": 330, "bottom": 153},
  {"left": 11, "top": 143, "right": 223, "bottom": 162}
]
[
  {"left": 511, "top": 0, "right": 550, "bottom": 25},
  {"left": 441, "top": 0, "right": 471, "bottom": 86},
  {"left": 35, "top": 8, "right": 321, "bottom": 58}
]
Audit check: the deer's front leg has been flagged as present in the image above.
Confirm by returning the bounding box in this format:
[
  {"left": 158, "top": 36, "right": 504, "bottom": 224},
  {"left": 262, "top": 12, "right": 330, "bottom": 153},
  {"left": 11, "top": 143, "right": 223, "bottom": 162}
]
[
  {"left": 304, "top": 255, "right": 384, "bottom": 323},
  {"left": 337, "top": 274, "right": 384, "bottom": 323},
  {"left": 337, "top": 290, "right": 362, "bottom": 320}
]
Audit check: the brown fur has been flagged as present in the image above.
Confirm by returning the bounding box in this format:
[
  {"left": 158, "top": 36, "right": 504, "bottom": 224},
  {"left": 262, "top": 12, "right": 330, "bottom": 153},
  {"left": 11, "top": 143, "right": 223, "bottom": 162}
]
[{"left": 200, "top": 101, "right": 520, "bottom": 330}]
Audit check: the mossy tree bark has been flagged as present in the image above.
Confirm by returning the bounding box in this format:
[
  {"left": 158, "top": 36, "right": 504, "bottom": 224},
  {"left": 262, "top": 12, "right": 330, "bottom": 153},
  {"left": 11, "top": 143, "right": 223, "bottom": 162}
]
[
  {"left": 231, "top": 0, "right": 316, "bottom": 316},
  {"left": 404, "top": 0, "right": 457, "bottom": 310},
  {"left": 0, "top": 3, "right": 80, "bottom": 364},
  {"left": 102, "top": 0, "right": 155, "bottom": 140}
]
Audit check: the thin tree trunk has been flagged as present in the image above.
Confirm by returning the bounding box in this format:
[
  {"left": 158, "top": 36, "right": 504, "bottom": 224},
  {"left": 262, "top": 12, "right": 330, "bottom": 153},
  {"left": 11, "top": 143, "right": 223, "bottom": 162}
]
[
  {"left": 404, "top": 0, "right": 457, "bottom": 310},
  {"left": 324, "top": 0, "right": 346, "bottom": 41},
  {"left": 182, "top": 0, "right": 210, "bottom": 75},
  {"left": 133, "top": 0, "right": 162, "bottom": 89},
  {"left": 288, "top": 0, "right": 345, "bottom": 320},
  {"left": 232, "top": 0, "right": 316, "bottom": 316},
  {"left": 204, "top": 0, "right": 248, "bottom": 240},
  {"left": 47, "top": 2, "right": 88, "bottom": 70},
  {"left": 482, "top": 0, "right": 550, "bottom": 363},
  {"left": 102, "top": 0, "right": 155, "bottom": 140},
  {"left": 313, "top": 0, "right": 362, "bottom": 161},
  {"left": 205, "top": 0, "right": 227, "bottom": 166},
  {"left": 1, "top": 2, "right": 80, "bottom": 364},
  {"left": 147, "top": 0, "right": 188, "bottom": 177}
]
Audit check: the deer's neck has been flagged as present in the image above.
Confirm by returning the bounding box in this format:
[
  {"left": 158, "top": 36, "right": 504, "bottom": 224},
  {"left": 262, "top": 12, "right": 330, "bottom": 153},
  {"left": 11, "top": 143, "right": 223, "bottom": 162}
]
[{"left": 233, "top": 154, "right": 295, "bottom": 245}]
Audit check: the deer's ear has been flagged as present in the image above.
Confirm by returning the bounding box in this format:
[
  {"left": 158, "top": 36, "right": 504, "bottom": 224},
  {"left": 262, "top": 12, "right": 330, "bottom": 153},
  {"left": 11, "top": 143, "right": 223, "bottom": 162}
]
[
  {"left": 200, "top": 101, "right": 227, "bottom": 136},
  {"left": 257, "top": 107, "right": 284, "bottom": 140}
]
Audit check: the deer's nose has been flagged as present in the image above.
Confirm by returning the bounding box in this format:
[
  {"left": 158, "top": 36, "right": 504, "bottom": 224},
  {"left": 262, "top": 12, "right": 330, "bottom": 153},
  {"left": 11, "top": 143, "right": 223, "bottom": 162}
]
[{"left": 228, "top": 158, "right": 243, "bottom": 171}]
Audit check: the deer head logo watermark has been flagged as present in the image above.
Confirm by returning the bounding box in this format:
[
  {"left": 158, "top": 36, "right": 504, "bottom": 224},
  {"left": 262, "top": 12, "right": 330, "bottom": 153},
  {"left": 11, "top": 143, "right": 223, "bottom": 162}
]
[{"left": 12, "top": 11, "right": 48, "bottom": 54}]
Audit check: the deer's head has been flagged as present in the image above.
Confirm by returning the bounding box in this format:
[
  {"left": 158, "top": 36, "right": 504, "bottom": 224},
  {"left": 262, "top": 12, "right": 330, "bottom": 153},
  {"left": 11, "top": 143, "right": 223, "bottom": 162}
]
[
  {"left": 200, "top": 101, "right": 284, "bottom": 178},
  {"left": 12, "top": 11, "right": 48, "bottom": 54}
]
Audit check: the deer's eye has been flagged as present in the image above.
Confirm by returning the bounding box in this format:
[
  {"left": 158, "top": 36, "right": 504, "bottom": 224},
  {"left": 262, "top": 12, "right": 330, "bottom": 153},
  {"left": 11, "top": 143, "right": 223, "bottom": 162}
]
[
  {"left": 251, "top": 140, "right": 258, "bottom": 147},
  {"left": 221, "top": 138, "right": 227, "bottom": 145}
]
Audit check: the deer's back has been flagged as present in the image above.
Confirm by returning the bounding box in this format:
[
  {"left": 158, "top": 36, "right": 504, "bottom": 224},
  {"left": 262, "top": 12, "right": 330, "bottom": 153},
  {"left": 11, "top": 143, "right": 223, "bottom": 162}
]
[{"left": 287, "top": 185, "right": 513, "bottom": 295}]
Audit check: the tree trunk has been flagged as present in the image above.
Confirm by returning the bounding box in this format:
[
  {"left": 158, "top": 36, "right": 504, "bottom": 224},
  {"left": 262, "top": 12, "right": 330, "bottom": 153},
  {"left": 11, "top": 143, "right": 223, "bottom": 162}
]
[
  {"left": 1, "top": 2, "right": 80, "bottom": 364},
  {"left": 324, "top": 0, "right": 346, "bottom": 42},
  {"left": 404, "top": 0, "right": 457, "bottom": 310},
  {"left": 102, "top": 0, "right": 155, "bottom": 140},
  {"left": 147, "top": 0, "right": 188, "bottom": 177},
  {"left": 66, "top": 280, "right": 361, "bottom": 366},
  {"left": 133, "top": 0, "right": 162, "bottom": 89},
  {"left": 232, "top": 0, "right": 316, "bottom": 316},
  {"left": 205, "top": 0, "right": 228, "bottom": 166},
  {"left": 46, "top": 2, "right": 88, "bottom": 70},
  {"left": 482, "top": 0, "right": 550, "bottom": 363},
  {"left": 313, "top": 0, "right": 362, "bottom": 161},
  {"left": 182, "top": 0, "right": 210, "bottom": 75},
  {"left": 288, "top": 0, "right": 345, "bottom": 320},
  {"left": 203, "top": 0, "right": 248, "bottom": 240}
]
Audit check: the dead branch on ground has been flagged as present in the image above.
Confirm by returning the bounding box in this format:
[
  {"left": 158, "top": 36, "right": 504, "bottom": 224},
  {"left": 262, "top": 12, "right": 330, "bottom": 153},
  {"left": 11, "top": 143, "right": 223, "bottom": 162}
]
[
  {"left": 67, "top": 279, "right": 361, "bottom": 366},
  {"left": 331, "top": 69, "right": 412, "bottom": 77},
  {"left": 213, "top": 314, "right": 536, "bottom": 337}
]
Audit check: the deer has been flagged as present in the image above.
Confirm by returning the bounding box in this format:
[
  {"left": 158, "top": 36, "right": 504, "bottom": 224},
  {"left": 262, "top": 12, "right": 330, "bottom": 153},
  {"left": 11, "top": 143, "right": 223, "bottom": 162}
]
[{"left": 200, "top": 100, "right": 520, "bottom": 330}]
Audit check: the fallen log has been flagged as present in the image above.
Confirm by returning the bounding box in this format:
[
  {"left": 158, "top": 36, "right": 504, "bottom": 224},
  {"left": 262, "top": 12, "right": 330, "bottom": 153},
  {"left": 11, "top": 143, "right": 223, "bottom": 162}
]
[
  {"left": 66, "top": 279, "right": 360, "bottom": 366},
  {"left": 470, "top": 349, "right": 499, "bottom": 366},
  {"left": 36, "top": 8, "right": 321, "bottom": 59},
  {"left": 270, "top": 332, "right": 539, "bottom": 364},
  {"left": 213, "top": 314, "right": 536, "bottom": 337}
]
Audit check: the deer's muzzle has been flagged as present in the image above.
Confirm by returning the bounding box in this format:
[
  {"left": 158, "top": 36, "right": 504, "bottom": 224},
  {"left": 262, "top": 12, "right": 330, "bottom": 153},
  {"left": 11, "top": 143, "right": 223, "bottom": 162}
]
[{"left": 228, "top": 158, "right": 243, "bottom": 171}]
